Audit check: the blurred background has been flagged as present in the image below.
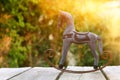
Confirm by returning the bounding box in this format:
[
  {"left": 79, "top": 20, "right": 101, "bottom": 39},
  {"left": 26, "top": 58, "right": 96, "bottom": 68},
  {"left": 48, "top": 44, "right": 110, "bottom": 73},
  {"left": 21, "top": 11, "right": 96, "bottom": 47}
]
[{"left": 0, "top": 0, "right": 120, "bottom": 67}]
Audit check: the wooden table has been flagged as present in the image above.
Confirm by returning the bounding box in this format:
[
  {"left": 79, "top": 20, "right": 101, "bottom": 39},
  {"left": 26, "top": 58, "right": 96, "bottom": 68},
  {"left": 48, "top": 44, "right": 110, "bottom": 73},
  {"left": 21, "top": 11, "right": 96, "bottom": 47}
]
[{"left": 0, "top": 66, "right": 120, "bottom": 80}]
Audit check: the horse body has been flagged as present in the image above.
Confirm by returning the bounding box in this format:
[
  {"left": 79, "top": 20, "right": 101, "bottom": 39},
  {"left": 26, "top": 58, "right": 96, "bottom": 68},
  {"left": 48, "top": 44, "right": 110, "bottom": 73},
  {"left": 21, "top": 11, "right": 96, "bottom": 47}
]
[{"left": 58, "top": 11, "right": 103, "bottom": 69}]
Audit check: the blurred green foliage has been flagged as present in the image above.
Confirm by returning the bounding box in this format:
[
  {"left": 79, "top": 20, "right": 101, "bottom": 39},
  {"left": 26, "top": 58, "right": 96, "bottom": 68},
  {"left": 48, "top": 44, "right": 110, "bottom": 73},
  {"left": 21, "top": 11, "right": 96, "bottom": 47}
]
[
  {"left": 0, "top": 0, "right": 41, "bottom": 67},
  {"left": 0, "top": 0, "right": 119, "bottom": 67},
  {"left": 0, "top": 0, "right": 62, "bottom": 67}
]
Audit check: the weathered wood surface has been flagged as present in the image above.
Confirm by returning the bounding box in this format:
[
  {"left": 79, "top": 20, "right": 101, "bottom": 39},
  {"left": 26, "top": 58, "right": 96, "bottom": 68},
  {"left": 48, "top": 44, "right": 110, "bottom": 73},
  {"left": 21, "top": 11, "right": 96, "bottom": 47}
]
[
  {"left": 0, "top": 66, "right": 120, "bottom": 80},
  {"left": 0, "top": 67, "right": 31, "bottom": 80},
  {"left": 103, "top": 66, "right": 120, "bottom": 80},
  {"left": 9, "top": 67, "right": 61, "bottom": 80},
  {"left": 59, "top": 66, "right": 106, "bottom": 80}
]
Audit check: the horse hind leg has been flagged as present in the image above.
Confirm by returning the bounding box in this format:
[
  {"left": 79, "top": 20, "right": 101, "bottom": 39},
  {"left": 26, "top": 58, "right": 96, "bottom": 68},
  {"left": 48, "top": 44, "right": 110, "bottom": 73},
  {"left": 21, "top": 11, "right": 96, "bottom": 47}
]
[
  {"left": 88, "top": 41, "right": 99, "bottom": 69},
  {"left": 59, "top": 39, "right": 71, "bottom": 69}
]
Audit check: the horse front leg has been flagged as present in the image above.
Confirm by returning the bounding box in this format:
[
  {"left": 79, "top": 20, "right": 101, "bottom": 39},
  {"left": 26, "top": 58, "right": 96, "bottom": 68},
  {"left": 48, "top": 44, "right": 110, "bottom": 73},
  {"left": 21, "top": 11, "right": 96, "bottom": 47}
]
[
  {"left": 88, "top": 41, "right": 99, "bottom": 69},
  {"left": 59, "top": 39, "right": 71, "bottom": 69}
]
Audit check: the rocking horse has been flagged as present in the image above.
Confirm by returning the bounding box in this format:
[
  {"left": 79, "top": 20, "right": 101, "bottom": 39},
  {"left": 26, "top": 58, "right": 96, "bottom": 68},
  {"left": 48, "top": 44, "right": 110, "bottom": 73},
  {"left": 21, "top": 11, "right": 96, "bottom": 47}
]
[{"left": 57, "top": 11, "right": 103, "bottom": 69}]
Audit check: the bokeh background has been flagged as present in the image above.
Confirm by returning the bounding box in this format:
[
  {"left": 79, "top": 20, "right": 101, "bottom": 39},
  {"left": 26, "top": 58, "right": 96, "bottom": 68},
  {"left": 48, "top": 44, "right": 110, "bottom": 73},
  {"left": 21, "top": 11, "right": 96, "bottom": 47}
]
[{"left": 0, "top": 0, "right": 120, "bottom": 67}]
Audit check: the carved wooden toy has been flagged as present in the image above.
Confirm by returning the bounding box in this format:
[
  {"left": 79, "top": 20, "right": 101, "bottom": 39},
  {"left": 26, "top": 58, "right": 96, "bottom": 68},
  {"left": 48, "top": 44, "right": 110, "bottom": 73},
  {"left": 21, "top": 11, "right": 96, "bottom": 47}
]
[{"left": 57, "top": 11, "right": 103, "bottom": 69}]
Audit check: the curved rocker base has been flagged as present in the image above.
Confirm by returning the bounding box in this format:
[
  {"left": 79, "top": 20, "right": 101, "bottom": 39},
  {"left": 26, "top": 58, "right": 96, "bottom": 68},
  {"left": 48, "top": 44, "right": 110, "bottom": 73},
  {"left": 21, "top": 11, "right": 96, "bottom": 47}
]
[{"left": 44, "top": 49, "right": 112, "bottom": 74}]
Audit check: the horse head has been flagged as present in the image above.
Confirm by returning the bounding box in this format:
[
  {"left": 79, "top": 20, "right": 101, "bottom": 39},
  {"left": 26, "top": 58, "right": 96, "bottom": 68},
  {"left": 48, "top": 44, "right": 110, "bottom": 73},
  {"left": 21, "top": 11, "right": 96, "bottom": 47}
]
[{"left": 57, "top": 10, "right": 74, "bottom": 29}]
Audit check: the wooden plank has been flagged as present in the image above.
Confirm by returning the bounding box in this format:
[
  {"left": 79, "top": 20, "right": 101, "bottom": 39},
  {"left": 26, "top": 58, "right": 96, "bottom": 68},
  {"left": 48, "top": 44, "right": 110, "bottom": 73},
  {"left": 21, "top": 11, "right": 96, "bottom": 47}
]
[
  {"left": 59, "top": 66, "right": 106, "bottom": 80},
  {"left": 1, "top": 66, "right": 119, "bottom": 80},
  {"left": 9, "top": 67, "right": 61, "bottom": 80},
  {"left": 103, "top": 66, "right": 120, "bottom": 80},
  {"left": 0, "top": 67, "right": 31, "bottom": 80},
  {"left": 79, "top": 67, "right": 106, "bottom": 80},
  {"left": 59, "top": 66, "right": 83, "bottom": 80}
]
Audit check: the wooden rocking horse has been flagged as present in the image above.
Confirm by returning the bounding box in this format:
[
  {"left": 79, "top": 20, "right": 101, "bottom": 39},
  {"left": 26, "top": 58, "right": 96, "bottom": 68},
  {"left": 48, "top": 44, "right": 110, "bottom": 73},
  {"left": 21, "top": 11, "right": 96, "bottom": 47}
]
[{"left": 57, "top": 11, "right": 103, "bottom": 69}]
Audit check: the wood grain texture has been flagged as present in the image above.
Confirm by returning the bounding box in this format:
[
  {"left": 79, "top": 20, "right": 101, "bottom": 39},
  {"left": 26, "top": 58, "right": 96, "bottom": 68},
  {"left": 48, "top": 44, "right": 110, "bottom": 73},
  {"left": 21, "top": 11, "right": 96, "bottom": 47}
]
[
  {"left": 103, "top": 66, "right": 120, "bottom": 80},
  {"left": 10, "top": 67, "right": 61, "bottom": 80},
  {"left": 0, "top": 66, "right": 119, "bottom": 80},
  {"left": 59, "top": 66, "right": 106, "bottom": 80},
  {"left": 0, "top": 67, "right": 31, "bottom": 80}
]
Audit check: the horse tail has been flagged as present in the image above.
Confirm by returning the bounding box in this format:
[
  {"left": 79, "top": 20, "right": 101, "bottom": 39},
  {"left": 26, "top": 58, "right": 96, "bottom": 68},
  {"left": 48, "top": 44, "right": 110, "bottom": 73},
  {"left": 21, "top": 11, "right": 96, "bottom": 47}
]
[{"left": 97, "top": 36, "right": 103, "bottom": 55}]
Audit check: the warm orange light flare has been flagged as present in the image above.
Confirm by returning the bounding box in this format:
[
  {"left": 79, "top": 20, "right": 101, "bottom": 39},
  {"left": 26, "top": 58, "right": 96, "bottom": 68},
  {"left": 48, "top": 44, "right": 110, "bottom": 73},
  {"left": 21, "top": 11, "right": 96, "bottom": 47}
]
[
  {"left": 39, "top": 0, "right": 120, "bottom": 38},
  {"left": 38, "top": 0, "right": 120, "bottom": 64}
]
